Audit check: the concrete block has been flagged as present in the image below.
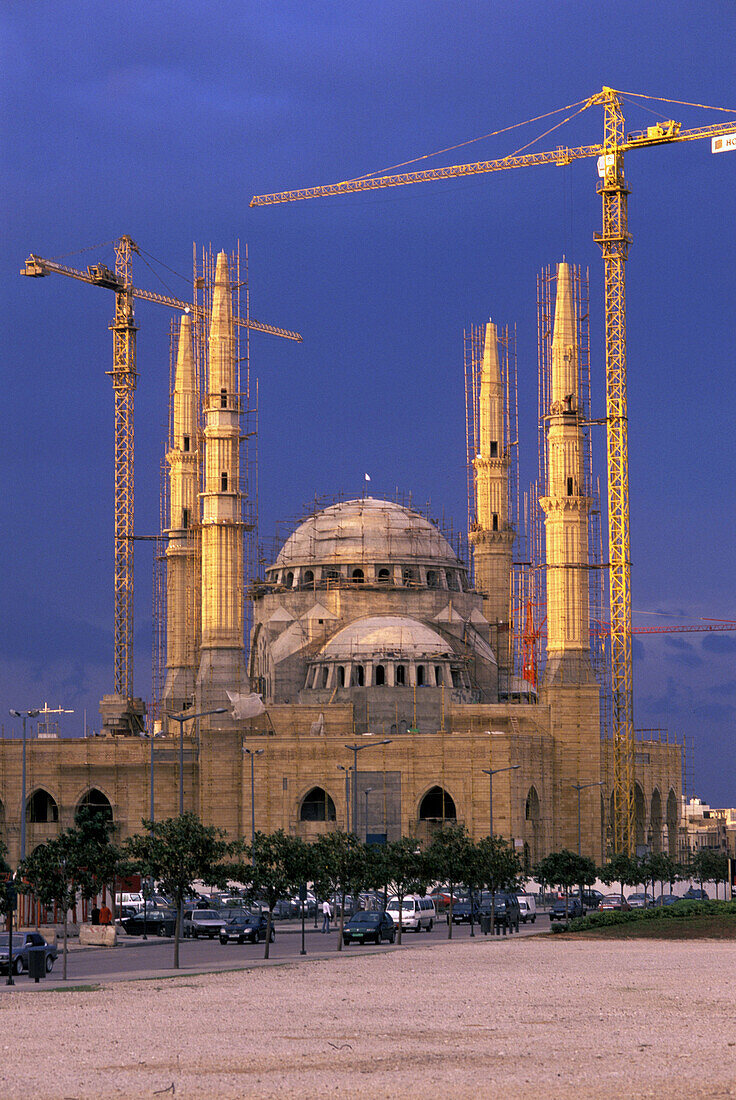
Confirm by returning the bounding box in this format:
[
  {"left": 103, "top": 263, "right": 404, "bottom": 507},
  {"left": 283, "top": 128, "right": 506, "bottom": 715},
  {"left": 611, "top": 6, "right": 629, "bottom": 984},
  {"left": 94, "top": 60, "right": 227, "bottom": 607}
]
[{"left": 79, "top": 924, "right": 117, "bottom": 947}]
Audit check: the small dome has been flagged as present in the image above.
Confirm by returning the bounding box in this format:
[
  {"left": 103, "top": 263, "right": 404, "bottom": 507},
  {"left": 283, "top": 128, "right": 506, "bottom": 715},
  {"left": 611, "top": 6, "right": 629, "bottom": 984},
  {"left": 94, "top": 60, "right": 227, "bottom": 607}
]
[
  {"left": 320, "top": 616, "right": 453, "bottom": 661},
  {"left": 274, "top": 498, "right": 461, "bottom": 569}
]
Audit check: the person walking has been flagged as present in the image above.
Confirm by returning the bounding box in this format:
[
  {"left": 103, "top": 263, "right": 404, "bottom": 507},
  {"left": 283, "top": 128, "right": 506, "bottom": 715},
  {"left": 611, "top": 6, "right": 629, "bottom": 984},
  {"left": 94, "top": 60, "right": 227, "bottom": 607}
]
[{"left": 321, "top": 898, "right": 332, "bottom": 933}]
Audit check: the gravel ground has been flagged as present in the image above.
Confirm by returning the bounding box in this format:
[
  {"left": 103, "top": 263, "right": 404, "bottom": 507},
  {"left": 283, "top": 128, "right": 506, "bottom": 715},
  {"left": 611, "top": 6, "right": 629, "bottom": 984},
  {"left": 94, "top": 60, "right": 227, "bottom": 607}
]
[{"left": 1, "top": 936, "right": 734, "bottom": 1098}]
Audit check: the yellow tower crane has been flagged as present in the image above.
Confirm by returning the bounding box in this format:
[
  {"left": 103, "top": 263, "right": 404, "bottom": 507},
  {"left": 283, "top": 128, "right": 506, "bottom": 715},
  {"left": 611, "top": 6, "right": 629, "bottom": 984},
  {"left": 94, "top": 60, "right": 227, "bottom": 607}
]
[
  {"left": 250, "top": 87, "right": 735, "bottom": 853},
  {"left": 22, "top": 236, "right": 302, "bottom": 723}
]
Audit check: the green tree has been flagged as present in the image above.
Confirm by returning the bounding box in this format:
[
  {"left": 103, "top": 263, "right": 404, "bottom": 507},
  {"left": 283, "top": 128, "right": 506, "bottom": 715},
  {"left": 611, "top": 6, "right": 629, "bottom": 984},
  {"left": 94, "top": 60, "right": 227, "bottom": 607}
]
[
  {"left": 475, "top": 835, "right": 522, "bottom": 935},
  {"left": 535, "top": 849, "right": 595, "bottom": 924},
  {"left": 311, "top": 830, "right": 367, "bottom": 951},
  {"left": 691, "top": 848, "right": 729, "bottom": 899},
  {"left": 600, "top": 851, "right": 641, "bottom": 906},
  {"left": 425, "top": 823, "right": 472, "bottom": 939},
  {"left": 70, "top": 806, "right": 127, "bottom": 921},
  {"left": 639, "top": 851, "right": 680, "bottom": 902},
  {"left": 233, "top": 830, "right": 309, "bottom": 959},
  {"left": 382, "top": 837, "right": 429, "bottom": 945},
  {"left": 124, "top": 813, "right": 239, "bottom": 969},
  {"left": 19, "top": 835, "right": 79, "bottom": 979},
  {"left": 1, "top": 838, "right": 14, "bottom": 922}
]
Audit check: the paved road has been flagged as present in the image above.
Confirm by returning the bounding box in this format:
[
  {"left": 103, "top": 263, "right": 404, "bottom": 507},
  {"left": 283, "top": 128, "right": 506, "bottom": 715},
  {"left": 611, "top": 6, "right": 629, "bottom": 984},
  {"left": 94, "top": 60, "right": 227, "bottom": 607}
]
[{"left": 8, "top": 914, "right": 549, "bottom": 987}]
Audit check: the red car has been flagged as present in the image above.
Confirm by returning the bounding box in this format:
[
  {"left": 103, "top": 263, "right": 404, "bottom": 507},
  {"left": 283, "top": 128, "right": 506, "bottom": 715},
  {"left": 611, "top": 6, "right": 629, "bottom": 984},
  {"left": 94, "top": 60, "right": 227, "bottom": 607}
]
[{"left": 598, "top": 894, "right": 630, "bottom": 911}]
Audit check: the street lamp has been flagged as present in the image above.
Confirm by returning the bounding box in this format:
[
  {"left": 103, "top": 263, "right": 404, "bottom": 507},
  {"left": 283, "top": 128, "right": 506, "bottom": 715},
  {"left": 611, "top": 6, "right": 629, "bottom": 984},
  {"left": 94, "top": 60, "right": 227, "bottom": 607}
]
[
  {"left": 243, "top": 747, "right": 265, "bottom": 845},
  {"left": 572, "top": 781, "right": 604, "bottom": 855},
  {"left": 337, "top": 765, "right": 351, "bottom": 832},
  {"left": 363, "top": 788, "right": 374, "bottom": 843},
  {"left": 345, "top": 740, "right": 392, "bottom": 838},
  {"left": 9, "top": 708, "right": 40, "bottom": 861},
  {"left": 168, "top": 708, "right": 227, "bottom": 814},
  {"left": 481, "top": 764, "right": 521, "bottom": 838}
]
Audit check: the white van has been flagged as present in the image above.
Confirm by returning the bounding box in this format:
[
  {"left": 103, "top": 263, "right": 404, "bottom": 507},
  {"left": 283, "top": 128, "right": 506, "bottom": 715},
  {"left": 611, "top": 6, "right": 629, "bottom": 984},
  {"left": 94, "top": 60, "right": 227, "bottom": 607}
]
[
  {"left": 516, "top": 894, "right": 537, "bottom": 924},
  {"left": 115, "top": 892, "right": 145, "bottom": 912},
  {"left": 386, "top": 894, "right": 436, "bottom": 932}
]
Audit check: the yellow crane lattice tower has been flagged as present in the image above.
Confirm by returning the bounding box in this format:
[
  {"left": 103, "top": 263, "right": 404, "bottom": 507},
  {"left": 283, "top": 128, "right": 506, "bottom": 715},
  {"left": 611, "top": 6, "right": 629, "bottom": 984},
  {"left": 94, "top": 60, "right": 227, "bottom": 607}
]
[{"left": 250, "top": 86, "right": 735, "bottom": 852}]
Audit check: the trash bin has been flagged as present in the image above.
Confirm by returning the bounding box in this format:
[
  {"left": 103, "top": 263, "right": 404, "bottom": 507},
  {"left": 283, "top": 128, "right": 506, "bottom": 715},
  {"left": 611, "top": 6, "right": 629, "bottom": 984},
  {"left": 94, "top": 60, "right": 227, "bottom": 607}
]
[
  {"left": 27, "top": 947, "right": 46, "bottom": 983},
  {"left": 480, "top": 913, "right": 491, "bottom": 935}
]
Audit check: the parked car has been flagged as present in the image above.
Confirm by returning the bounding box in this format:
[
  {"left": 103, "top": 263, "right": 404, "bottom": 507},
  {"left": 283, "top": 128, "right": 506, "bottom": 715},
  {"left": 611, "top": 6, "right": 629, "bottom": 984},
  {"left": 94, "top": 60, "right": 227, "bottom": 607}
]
[
  {"left": 386, "top": 895, "right": 436, "bottom": 932},
  {"left": 580, "top": 889, "right": 605, "bottom": 910},
  {"left": 516, "top": 894, "right": 537, "bottom": 923},
  {"left": 219, "top": 911, "right": 275, "bottom": 944},
  {"left": 683, "top": 887, "right": 709, "bottom": 901},
  {"left": 626, "top": 892, "right": 654, "bottom": 909},
  {"left": 655, "top": 894, "right": 683, "bottom": 907},
  {"left": 182, "top": 909, "right": 225, "bottom": 938},
  {"left": 451, "top": 897, "right": 483, "bottom": 924},
  {"left": 343, "top": 911, "right": 396, "bottom": 946},
  {"left": 549, "top": 896, "right": 585, "bottom": 921},
  {"left": 599, "top": 894, "right": 630, "bottom": 911},
  {"left": 491, "top": 892, "right": 522, "bottom": 930},
  {"left": 122, "top": 907, "right": 177, "bottom": 937},
  {"left": 0, "top": 931, "right": 58, "bottom": 975},
  {"left": 115, "top": 892, "right": 146, "bottom": 912}
]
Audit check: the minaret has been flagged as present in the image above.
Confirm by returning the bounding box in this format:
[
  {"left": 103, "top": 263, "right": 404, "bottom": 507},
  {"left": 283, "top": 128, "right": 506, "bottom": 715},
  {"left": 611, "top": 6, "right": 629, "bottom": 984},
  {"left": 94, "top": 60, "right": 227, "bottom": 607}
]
[
  {"left": 539, "top": 263, "right": 594, "bottom": 686},
  {"left": 539, "top": 261, "right": 601, "bottom": 858},
  {"left": 162, "top": 314, "right": 199, "bottom": 716},
  {"left": 469, "top": 321, "right": 515, "bottom": 685},
  {"left": 195, "top": 252, "right": 246, "bottom": 717}
]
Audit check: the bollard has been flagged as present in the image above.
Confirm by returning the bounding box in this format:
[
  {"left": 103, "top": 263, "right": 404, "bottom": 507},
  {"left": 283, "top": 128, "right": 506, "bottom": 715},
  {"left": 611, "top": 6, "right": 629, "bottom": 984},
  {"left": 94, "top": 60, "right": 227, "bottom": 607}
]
[{"left": 502, "top": 922, "right": 507, "bottom": 936}]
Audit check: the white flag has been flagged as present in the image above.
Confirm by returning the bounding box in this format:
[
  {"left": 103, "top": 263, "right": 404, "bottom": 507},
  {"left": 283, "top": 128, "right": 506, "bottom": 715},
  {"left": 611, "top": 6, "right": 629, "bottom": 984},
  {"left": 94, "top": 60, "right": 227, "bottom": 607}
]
[
  {"left": 364, "top": 473, "right": 371, "bottom": 481},
  {"left": 227, "top": 691, "right": 266, "bottom": 720}
]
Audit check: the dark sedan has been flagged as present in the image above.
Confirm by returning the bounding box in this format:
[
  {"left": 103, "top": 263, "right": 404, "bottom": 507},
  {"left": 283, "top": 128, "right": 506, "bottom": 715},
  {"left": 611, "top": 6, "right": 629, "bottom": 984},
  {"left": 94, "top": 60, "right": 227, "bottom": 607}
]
[
  {"left": 342, "top": 911, "right": 395, "bottom": 946},
  {"left": 122, "top": 908, "right": 177, "bottom": 937},
  {"left": 549, "top": 896, "right": 585, "bottom": 921},
  {"left": 220, "top": 911, "right": 275, "bottom": 944},
  {"left": 0, "top": 931, "right": 58, "bottom": 975}
]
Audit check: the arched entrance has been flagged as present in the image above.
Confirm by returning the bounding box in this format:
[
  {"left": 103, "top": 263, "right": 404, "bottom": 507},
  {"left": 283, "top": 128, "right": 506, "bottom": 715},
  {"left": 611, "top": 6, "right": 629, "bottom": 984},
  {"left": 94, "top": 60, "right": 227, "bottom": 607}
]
[
  {"left": 26, "top": 789, "right": 59, "bottom": 824},
  {"left": 418, "top": 786, "right": 456, "bottom": 821},
  {"left": 666, "top": 789, "right": 679, "bottom": 858},
  {"left": 650, "top": 789, "right": 662, "bottom": 853},
  {"left": 75, "top": 788, "right": 114, "bottom": 825},
  {"left": 634, "top": 783, "right": 646, "bottom": 850},
  {"left": 524, "top": 786, "right": 541, "bottom": 864},
  {"left": 299, "top": 787, "right": 336, "bottom": 822}
]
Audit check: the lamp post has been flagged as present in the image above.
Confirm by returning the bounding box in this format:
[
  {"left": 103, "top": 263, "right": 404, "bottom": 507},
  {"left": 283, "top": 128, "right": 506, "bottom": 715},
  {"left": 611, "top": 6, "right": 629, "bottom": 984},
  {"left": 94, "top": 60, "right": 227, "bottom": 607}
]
[
  {"left": 363, "top": 788, "right": 374, "bottom": 843},
  {"left": 168, "top": 708, "right": 227, "bottom": 814},
  {"left": 9, "top": 708, "right": 40, "bottom": 862},
  {"left": 337, "top": 765, "right": 352, "bottom": 832},
  {"left": 345, "top": 740, "right": 392, "bottom": 838},
  {"left": 572, "top": 781, "right": 604, "bottom": 855},
  {"left": 243, "top": 747, "right": 265, "bottom": 845},
  {"left": 481, "top": 764, "right": 520, "bottom": 838}
]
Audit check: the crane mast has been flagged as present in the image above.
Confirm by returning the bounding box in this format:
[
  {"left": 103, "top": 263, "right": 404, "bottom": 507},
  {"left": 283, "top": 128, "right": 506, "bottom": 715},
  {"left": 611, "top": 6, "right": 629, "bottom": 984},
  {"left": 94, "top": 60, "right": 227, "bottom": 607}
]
[{"left": 250, "top": 87, "right": 735, "bottom": 852}]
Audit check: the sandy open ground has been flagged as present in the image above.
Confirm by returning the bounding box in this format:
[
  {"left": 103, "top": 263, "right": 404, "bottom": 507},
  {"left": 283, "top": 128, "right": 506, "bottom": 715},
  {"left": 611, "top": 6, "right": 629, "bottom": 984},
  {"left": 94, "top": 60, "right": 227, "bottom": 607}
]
[{"left": 1, "top": 936, "right": 734, "bottom": 1098}]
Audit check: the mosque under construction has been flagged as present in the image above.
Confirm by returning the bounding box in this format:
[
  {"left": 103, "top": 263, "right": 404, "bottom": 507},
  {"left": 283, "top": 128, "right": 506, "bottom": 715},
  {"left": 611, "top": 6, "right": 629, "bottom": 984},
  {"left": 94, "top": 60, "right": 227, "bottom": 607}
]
[{"left": 0, "top": 252, "right": 683, "bottom": 870}]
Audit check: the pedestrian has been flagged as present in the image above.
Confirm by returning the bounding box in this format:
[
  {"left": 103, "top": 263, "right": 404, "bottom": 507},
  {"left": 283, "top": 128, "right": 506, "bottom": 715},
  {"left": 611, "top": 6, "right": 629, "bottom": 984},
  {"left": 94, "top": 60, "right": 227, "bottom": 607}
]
[
  {"left": 90, "top": 906, "right": 100, "bottom": 926},
  {"left": 321, "top": 898, "right": 332, "bottom": 933},
  {"left": 99, "top": 903, "right": 112, "bottom": 925}
]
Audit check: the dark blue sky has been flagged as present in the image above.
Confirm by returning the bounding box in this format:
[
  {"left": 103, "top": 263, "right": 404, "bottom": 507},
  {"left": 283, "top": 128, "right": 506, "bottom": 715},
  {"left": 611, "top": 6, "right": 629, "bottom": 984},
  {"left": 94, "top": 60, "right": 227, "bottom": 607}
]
[{"left": 2, "top": 2, "right": 734, "bottom": 803}]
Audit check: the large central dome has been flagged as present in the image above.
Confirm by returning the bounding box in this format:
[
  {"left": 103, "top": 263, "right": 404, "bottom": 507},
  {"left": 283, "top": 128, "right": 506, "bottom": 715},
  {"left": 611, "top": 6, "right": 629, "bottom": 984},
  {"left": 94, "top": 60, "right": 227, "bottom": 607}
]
[{"left": 274, "top": 497, "right": 461, "bottom": 569}]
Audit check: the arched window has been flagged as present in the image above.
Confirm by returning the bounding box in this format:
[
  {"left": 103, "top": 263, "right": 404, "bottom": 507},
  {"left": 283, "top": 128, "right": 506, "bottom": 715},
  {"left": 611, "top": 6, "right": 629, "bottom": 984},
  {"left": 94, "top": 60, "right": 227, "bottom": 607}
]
[
  {"left": 300, "top": 787, "right": 336, "bottom": 822},
  {"left": 377, "top": 567, "right": 391, "bottom": 583},
  {"left": 75, "top": 789, "right": 113, "bottom": 825},
  {"left": 221, "top": 471, "right": 228, "bottom": 491},
  {"left": 446, "top": 570, "right": 459, "bottom": 591},
  {"left": 351, "top": 568, "right": 364, "bottom": 583},
  {"left": 26, "top": 789, "right": 59, "bottom": 824},
  {"left": 434, "top": 666, "right": 442, "bottom": 686},
  {"left": 337, "top": 666, "right": 345, "bottom": 687},
  {"left": 426, "top": 570, "right": 438, "bottom": 589},
  {"left": 634, "top": 783, "right": 646, "bottom": 848},
  {"left": 419, "top": 786, "right": 456, "bottom": 821},
  {"left": 375, "top": 664, "right": 385, "bottom": 686},
  {"left": 220, "top": 388, "right": 227, "bottom": 408},
  {"left": 402, "top": 567, "right": 414, "bottom": 586},
  {"left": 525, "top": 787, "right": 540, "bottom": 821},
  {"left": 666, "top": 789, "right": 678, "bottom": 858},
  {"left": 416, "top": 665, "right": 425, "bottom": 686},
  {"left": 183, "top": 434, "right": 190, "bottom": 452},
  {"left": 650, "top": 788, "right": 663, "bottom": 853},
  {"left": 285, "top": 571, "right": 294, "bottom": 588},
  {"left": 321, "top": 666, "right": 329, "bottom": 689},
  {"left": 182, "top": 507, "right": 190, "bottom": 529},
  {"left": 304, "top": 569, "right": 314, "bottom": 586},
  {"left": 395, "top": 664, "right": 406, "bottom": 686},
  {"left": 351, "top": 664, "right": 364, "bottom": 687}
]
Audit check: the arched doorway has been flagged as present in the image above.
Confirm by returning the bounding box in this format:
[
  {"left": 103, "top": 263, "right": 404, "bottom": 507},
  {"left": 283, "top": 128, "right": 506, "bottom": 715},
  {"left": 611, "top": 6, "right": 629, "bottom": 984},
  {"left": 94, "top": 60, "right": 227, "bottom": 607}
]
[
  {"left": 666, "top": 789, "right": 679, "bottom": 858},
  {"left": 75, "top": 789, "right": 114, "bottom": 826},
  {"left": 418, "top": 786, "right": 456, "bottom": 821},
  {"left": 650, "top": 789, "right": 662, "bottom": 853},
  {"left": 299, "top": 787, "right": 336, "bottom": 822},
  {"left": 634, "top": 783, "right": 646, "bottom": 850},
  {"left": 26, "top": 789, "right": 59, "bottom": 824}
]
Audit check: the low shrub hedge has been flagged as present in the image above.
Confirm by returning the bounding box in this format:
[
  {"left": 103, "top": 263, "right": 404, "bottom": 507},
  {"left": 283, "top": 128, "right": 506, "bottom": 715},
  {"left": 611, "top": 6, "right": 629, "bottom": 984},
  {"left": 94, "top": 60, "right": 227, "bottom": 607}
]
[{"left": 551, "top": 899, "right": 736, "bottom": 933}]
